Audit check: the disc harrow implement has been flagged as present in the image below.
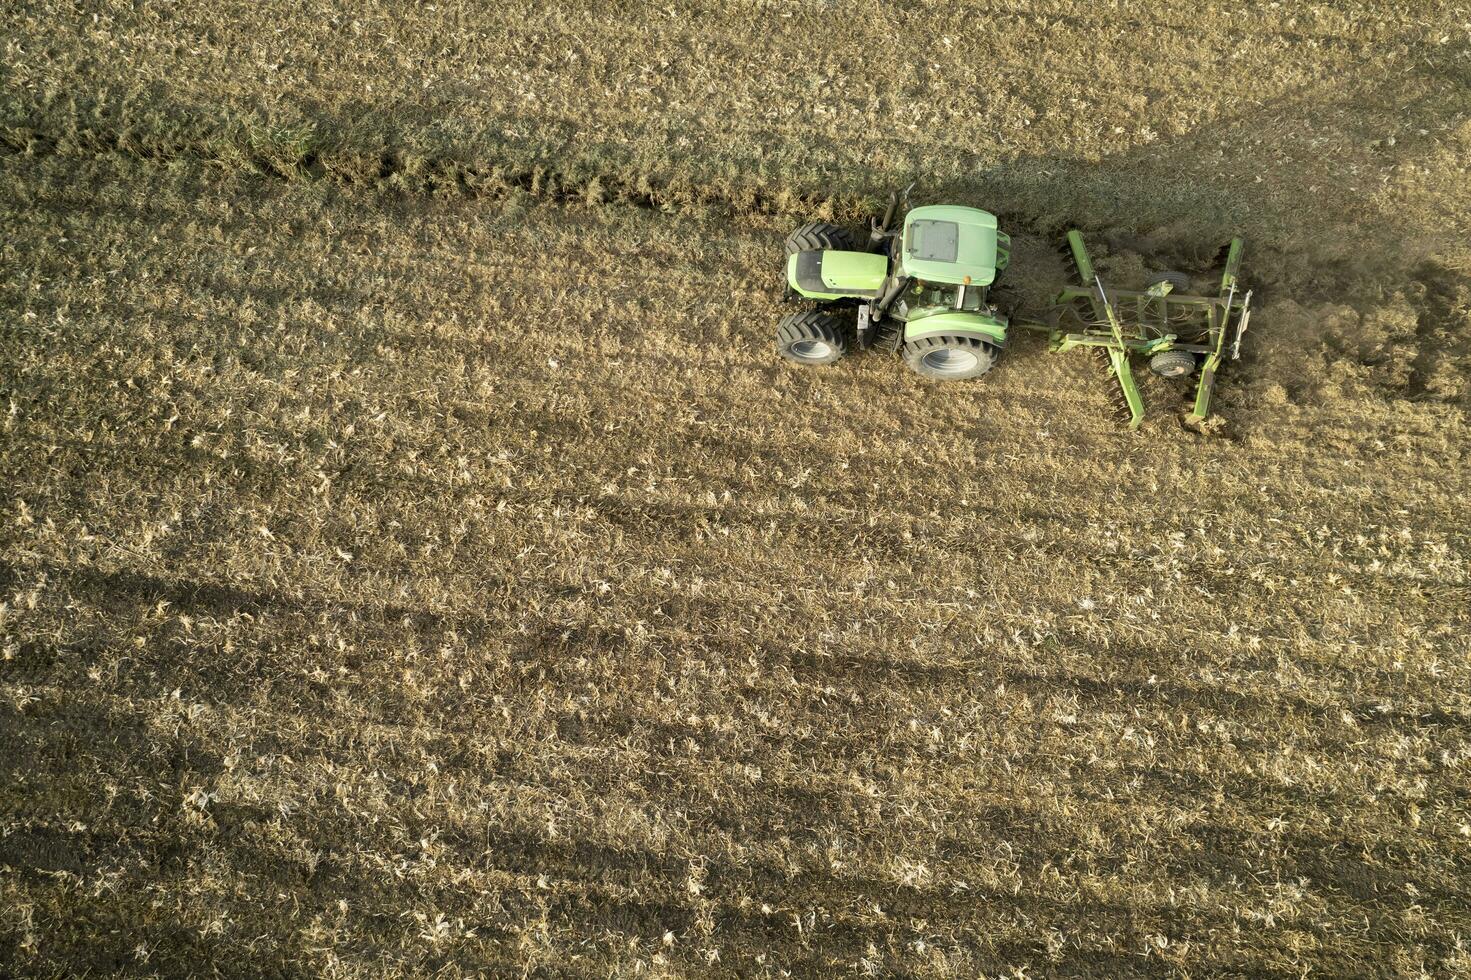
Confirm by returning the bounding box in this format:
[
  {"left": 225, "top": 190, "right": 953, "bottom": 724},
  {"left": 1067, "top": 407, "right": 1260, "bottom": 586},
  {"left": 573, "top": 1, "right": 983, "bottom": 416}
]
[{"left": 1023, "top": 231, "right": 1252, "bottom": 429}]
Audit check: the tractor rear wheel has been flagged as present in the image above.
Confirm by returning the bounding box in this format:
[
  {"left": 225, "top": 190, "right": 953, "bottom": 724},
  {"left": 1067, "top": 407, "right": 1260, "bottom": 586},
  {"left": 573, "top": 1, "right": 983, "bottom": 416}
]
[
  {"left": 1149, "top": 350, "right": 1197, "bottom": 378},
  {"left": 1146, "top": 271, "right": 1193, "bottom": 295},
  {"left": 785, "top": 222, "right": 856, "bottom": 256},
  {"left": 777, "top": 311, "right": 850, "bottom": 366},
  {"left": 902, "top": 335, "right": 997, "bottom": 380}
]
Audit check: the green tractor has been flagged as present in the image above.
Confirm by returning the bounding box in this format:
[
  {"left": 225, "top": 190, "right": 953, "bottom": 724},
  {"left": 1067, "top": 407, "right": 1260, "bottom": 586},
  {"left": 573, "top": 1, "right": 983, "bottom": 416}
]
[
  {"left": 779, "top": 188, "right": 1011, "bottom": 379},
  {"left": 778, "top": 191, "right": 1253, "bottom": 429}
]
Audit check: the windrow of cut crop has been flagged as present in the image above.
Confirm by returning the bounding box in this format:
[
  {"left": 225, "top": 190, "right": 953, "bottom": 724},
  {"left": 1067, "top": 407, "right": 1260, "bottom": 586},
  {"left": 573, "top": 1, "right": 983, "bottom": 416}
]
[{"left": 0, "top": 90, "right": 872, "bottom": 224}]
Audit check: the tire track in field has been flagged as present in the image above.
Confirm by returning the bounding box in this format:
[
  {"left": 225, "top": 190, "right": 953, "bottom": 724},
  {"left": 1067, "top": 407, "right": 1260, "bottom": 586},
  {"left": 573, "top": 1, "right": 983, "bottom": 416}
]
[
  {"left": 0, "top": 102, "right": 1141, "bottom": 241},
  {"left": 0, "top": 120, "right": 869, "bottom": 222}
]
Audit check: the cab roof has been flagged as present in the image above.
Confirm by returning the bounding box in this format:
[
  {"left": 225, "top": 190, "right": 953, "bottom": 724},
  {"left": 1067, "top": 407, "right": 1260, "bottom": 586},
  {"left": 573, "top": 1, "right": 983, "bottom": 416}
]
[{"left": 900, "top": 205, "right": 999, "bottom": 286}]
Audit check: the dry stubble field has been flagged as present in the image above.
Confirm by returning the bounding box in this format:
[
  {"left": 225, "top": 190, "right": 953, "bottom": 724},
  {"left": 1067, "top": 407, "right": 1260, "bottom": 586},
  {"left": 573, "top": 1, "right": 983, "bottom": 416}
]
[{"left": 3, "top": 2, "right": 1471, "bottom": 977}]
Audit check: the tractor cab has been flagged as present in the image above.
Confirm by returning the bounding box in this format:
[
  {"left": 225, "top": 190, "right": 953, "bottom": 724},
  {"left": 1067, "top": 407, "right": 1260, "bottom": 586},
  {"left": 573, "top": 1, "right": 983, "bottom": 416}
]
[
  {"left": 899, "top": 205, "right": 1009, "bottom": 287},
  {"left": 890, "top": 207, "right": 1010, "bottom": 342}
]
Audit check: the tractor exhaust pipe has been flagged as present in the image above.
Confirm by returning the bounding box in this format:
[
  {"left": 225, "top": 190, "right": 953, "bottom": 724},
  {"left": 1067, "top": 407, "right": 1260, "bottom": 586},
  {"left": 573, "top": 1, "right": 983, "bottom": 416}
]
[
  {"left": 870, "top": 182, "right": 914, "bottom": 245},
  {"left": 873, "top": 275, "right": 909, "bottom": 319},
  {"left": 878, "top": 193, "right": 898, "bottom": 235},
  {"left": 871, "top": 192, "right": 897, "bottom": 246}
]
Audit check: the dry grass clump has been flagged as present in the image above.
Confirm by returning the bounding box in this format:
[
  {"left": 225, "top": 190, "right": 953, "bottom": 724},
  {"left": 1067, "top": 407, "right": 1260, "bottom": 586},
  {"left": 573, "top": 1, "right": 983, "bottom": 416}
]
[{"left": 2, "top": 153, "right": 1469, "bottom": 976}]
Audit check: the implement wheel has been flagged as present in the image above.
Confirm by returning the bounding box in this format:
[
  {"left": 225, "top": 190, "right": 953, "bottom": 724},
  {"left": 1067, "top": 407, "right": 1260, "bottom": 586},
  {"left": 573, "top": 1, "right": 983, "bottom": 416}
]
[
  {"left": 902, "top": 335, "right": 997, "bottom": 380},
  {"left": 1149, "top": 350, "right": 1197, "bottom": 378},
  {"left": 777, "top": 310, "right": 849, "bottom": 366},
  {"left": 785, "top": 222, "right": 855, "bottom": 256},
  {"left": 1146, "top": 271, "right": 1193, "bottom": 295}
]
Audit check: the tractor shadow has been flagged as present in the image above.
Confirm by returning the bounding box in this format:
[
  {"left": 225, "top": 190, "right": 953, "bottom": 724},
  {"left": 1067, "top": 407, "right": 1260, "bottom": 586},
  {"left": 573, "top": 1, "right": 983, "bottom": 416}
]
[{"left": 928, "top": 45, "right": 1471, "bottom": 421}]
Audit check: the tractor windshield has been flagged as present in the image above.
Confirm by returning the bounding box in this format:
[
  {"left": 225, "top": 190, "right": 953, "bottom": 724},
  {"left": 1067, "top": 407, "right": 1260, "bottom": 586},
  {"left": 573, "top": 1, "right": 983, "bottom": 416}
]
[{"left": 909, "top": 280, "right": 985, "bottom": 312}]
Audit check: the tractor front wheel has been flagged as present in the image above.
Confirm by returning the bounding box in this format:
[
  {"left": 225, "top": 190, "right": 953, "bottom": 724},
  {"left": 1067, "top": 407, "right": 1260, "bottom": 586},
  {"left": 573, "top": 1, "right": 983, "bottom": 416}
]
[
  {"left": 777, "top": 311, "right": 850, "bottom": 366},
  {"left": 785, "top": 222, "right": 856, "bottom": 256},
  {"left": 902, "top": 335, "right": 997, "bottom": 380}
]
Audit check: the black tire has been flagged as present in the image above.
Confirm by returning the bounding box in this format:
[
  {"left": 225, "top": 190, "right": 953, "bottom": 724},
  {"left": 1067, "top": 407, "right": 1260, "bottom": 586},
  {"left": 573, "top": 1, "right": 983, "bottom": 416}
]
[
  {"left": 1149, "top": 350, "right": 1197, "bottom": 378},
  {"left": 902, "top": 335, "right": 997, "bottom": 380},
  {"left": 777, "top": 311, "right": 849, "bottom": 366},
  {"left": 784, "top": 222, "right": 856, "bottom": 256},
  {"left": 1146, "top": 271, "right": 1193, "bottom": 295}
]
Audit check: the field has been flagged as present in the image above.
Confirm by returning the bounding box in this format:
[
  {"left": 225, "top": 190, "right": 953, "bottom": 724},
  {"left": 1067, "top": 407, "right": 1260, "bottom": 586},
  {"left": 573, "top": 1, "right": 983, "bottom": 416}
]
[{"left": 3, "top": 2, "right": 1471, "bottom": 976}]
